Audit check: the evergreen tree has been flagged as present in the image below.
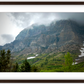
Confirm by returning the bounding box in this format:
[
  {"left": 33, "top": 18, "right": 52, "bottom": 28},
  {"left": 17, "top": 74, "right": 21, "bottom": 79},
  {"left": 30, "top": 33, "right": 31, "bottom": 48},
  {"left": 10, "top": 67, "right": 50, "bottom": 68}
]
[
  {"left": 0, "top": 49, "right": 11, "bottom": 72},
  {"left": 6, "top": 49, "right": 11, "bottom": 71},
  {"left": 1, "top": 50, "right": 8, "bottom": 71},
  {"left": 12, "top": 62, "right": 19, "bottom": 72},
  {"left": 64, "top": 52, "right": 73, "bottom": 72},
  {"left": 0, "top": 50, "right": 6, "bottom": 71},
  {"left": 20, "top": 59, "right": 31, "bottom": 72},
  {"left": 31, "top": 65, "right": 38, "bottom": 72}
]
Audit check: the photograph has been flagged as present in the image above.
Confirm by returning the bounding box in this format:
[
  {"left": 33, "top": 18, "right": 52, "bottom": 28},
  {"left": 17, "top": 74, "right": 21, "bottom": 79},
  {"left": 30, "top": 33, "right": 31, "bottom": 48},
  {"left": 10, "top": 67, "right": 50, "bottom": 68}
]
[{"left": 0, "top": 12, "right": 84, "bottom": 72}]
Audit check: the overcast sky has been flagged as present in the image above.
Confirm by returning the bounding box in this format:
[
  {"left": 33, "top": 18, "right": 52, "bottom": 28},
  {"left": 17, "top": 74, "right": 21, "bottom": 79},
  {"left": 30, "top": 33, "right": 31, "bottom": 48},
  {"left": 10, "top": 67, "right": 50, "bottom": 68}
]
[{"left": 0, "top": 12, "right": 84, "bottom": 46}]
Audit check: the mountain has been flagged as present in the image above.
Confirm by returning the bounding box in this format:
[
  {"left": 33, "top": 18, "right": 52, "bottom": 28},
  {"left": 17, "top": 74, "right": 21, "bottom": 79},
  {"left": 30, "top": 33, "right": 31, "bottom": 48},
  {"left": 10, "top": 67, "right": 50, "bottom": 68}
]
[{"left": 0, "top": 19, "right": 84, "bottom": 55}]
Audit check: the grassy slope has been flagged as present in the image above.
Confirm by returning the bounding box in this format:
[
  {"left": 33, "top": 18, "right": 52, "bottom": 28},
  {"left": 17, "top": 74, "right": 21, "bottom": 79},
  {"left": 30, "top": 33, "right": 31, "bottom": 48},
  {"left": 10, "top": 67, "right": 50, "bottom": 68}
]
[
  {"left": 13, "top": 52, "right": 65, "bottom": 71},
  {"left": 13, "top": 51, "right": 84, "bottom": 72}
]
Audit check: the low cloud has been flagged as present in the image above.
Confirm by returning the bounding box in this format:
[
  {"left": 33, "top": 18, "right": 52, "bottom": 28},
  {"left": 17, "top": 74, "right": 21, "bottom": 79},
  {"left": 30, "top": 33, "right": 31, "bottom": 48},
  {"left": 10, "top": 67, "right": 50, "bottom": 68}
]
[
  {"left": 9, "top": 12, "right": 60, "bottom": 28},
  {"left": 1, "top": 34, "right": 14, "bottom": 44},
  {"left": 9, "top": 12, "right": 84, "bottom": 28}
]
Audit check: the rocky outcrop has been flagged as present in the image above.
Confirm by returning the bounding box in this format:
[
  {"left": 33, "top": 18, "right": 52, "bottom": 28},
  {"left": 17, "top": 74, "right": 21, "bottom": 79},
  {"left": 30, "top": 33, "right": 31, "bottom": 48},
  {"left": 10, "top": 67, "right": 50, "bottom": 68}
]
[{"left": 1, "top": 19, "right": 84, "bottom": 55}]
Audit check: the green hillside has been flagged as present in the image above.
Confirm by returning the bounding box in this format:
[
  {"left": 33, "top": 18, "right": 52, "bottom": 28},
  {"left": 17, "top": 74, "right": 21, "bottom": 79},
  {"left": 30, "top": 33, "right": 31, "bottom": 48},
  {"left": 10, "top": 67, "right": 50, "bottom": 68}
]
[{"left": 12, "top": 51, "right": 84, "bottom": 72}]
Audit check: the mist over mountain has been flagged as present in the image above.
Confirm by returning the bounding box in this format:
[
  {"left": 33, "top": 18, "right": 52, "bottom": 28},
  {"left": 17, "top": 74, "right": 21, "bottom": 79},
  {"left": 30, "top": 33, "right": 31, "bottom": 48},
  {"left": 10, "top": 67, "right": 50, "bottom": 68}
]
[
  {"left": 0, "top": 19, "right": 84, "bottom": 55},
  {"left": 1, "top": 12, "right": 84, "bottom": 46}
]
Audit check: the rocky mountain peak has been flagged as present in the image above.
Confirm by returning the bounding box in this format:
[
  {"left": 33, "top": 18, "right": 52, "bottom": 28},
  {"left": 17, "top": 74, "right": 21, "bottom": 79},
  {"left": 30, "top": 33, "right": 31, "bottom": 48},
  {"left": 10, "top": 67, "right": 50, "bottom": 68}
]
[{"left": 0, "top": 19, "right": 84, "bottom": 55}]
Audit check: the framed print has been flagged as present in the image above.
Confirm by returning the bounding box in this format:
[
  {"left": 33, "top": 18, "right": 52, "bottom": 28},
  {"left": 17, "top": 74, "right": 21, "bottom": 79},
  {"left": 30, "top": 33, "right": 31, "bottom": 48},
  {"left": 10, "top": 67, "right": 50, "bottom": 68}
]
[{"left": 0, "top": 1, "right": 84, "bottom": 83}]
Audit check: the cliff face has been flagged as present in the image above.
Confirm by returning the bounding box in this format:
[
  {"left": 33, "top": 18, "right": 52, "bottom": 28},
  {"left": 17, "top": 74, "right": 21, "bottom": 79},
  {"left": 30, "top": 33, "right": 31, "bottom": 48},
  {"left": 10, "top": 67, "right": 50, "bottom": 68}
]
[{"left": 1, "top": 20, "right": 84, "bottom": 54}]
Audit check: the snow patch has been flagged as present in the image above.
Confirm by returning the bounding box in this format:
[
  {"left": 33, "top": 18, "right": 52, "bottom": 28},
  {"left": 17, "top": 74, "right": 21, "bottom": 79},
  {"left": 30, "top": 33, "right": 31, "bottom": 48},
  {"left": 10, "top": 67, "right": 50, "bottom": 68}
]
[
  {"left": 27, "top": 54, "right": 39, "bottom": 60},
  {"left": 72, "top": 62, "right": 78, "bottom": 65}
]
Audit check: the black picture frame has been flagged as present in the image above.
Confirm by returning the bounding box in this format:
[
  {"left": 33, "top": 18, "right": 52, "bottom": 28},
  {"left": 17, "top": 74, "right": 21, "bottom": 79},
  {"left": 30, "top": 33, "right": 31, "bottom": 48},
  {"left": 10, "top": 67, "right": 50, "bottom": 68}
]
[
  {"left": 0, "top": 2, "right": 84, "bottom": 5},
  {"left": 0, "top": 1, "right": 84, "bottom": 83},
  {"left": 0, "top": 80, "right": 84, "bottom": 83}
]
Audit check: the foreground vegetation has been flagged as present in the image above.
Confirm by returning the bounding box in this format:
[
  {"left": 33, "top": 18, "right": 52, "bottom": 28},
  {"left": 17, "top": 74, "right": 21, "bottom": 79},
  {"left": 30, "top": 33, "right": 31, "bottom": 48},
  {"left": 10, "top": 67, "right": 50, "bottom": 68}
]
[
  {"left": 0, "top": 49, "right": 38, "bottom": 72},
  {"left": 0, "top": 49, "right": 84, "bottom": 72}
]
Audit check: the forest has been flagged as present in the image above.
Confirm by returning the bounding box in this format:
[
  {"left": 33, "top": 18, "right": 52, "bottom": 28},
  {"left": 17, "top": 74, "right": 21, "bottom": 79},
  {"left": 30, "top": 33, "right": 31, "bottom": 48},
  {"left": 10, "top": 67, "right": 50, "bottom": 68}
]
[{"left": 0, "top": 49, "right": 84, "bottom": 72}]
